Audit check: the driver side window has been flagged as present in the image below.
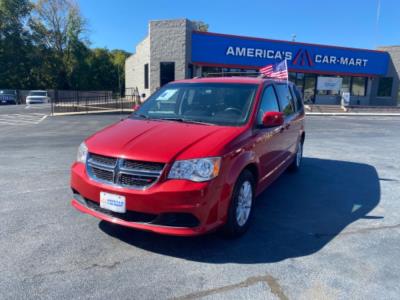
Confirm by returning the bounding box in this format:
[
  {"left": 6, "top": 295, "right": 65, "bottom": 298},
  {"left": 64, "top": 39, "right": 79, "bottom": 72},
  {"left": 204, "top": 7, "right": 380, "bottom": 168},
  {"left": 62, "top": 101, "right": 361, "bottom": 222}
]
[{"left": 257, "top": 85, "right": 280, "bottom": 125}]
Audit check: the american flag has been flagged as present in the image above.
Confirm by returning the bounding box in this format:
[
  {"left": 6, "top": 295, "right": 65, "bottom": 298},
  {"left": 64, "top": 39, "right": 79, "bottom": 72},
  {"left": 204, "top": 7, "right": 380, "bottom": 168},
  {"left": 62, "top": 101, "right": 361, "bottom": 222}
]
[{"left": 259, "top": 60, "right": 288, "bottom": 80}]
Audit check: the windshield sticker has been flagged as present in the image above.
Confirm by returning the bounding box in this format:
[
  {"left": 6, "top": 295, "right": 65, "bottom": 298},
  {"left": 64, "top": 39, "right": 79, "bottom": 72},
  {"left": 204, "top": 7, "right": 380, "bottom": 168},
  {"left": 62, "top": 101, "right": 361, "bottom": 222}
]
[{"left": 156, "top": 89, "right": 178, "bottom": 101}]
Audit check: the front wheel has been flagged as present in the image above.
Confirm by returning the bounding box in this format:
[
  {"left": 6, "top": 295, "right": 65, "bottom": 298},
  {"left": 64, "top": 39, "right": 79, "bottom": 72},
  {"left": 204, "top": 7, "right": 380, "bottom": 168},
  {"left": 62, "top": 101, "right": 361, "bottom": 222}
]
[{"left": 221, "top": 170, "right": 255, "bottom": 238}]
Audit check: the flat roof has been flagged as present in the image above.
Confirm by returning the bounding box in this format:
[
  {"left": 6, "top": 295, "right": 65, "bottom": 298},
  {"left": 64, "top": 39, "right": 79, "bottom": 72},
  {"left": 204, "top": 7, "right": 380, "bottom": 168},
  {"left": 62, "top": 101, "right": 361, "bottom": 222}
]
[{"left": 194, "top": 31, "right": 387, "bottom": 54}]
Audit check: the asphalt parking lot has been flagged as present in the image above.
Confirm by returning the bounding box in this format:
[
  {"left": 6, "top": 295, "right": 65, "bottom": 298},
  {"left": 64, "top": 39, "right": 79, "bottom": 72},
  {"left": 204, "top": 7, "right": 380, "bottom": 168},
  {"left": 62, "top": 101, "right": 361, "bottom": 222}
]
[{"left": 1, "top": 109, "right": 399, "bottom": 299}]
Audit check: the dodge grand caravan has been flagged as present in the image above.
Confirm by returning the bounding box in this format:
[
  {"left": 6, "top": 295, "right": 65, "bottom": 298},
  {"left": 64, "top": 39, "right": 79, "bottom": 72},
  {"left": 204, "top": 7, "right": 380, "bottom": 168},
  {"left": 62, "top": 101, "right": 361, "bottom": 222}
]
[{"left": 71, "top": 76, "right": 305, "bottom": 237}]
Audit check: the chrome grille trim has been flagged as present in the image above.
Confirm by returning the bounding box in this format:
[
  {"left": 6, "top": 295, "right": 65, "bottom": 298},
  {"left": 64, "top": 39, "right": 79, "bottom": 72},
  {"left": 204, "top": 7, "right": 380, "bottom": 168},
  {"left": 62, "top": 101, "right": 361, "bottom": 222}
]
[{"left": 86, "top": 153, "right": 165, "bottom": 190}]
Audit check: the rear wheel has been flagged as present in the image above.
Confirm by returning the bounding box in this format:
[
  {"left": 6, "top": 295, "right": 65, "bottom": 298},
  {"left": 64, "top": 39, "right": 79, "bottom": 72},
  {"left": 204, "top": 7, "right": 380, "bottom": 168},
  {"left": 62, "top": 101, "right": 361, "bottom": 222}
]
[
  {"left": 289, "top": 139, "right": 303, "bottom": 172},
  {"left": 221, "top": 170, "right": 255, "bottom": 238}
]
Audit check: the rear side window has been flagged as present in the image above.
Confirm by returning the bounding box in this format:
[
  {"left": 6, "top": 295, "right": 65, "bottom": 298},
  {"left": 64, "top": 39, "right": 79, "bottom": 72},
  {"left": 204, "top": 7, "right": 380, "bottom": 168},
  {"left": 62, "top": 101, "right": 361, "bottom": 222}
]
[
  {"left": 292, "top": 86, "right": 304, "bottom": 111},
  {"left": 275, "top": 83, "right": 295, "bottom": 116},
  {"left": 257, "top": 85, "right": 280, "bottom": 124}
]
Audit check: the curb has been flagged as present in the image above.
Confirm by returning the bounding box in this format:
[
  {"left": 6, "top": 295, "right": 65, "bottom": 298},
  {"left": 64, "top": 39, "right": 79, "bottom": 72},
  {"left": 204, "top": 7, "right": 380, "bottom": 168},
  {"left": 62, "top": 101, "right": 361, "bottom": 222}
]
[
  {"left": 306, "top": 112, "right": 400, "bottom": 116},
  {"left": 52, "top": 109, "right": 133, "bottom": 116}
]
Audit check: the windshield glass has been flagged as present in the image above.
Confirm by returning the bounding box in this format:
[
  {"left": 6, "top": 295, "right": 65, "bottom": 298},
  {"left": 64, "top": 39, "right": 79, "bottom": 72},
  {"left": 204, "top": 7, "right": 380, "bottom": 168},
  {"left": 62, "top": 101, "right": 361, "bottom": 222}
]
[
  {"left": 0, "top": 90, "right": 16, "bottom": 95},
  {"left": 131, "top": 83, "right": 258, "bottom": 126},
  {"left": 29, "top": 91, "right": 47, "bottom": 96}
]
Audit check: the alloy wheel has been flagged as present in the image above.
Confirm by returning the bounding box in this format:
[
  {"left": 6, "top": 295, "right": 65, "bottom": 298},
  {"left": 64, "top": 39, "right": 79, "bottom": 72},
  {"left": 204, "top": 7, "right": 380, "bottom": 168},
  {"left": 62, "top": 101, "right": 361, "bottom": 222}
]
[{"left": 236, "top": 180, "right": 253, "bottom": 227}]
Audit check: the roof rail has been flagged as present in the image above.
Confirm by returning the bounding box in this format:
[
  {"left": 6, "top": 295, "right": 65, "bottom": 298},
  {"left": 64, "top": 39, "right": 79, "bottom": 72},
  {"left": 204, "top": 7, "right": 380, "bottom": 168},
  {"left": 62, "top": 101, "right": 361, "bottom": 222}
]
[{"left": 203, "top": 71, "right": 262, "bottom": 78}]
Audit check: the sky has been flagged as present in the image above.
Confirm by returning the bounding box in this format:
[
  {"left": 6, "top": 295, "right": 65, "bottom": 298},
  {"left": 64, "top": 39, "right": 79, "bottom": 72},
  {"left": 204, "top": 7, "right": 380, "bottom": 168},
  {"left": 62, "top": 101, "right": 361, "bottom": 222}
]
[{"left": 78, "top": 0, "right": 400, "bottom": 53}]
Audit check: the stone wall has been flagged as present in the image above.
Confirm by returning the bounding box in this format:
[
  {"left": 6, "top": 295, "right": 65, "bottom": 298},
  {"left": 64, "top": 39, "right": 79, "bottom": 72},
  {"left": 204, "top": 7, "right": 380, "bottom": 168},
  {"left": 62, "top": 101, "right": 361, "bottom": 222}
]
[
  {"left": 149, "top": 19, "right": 192, "bottom": 93},
  {"left": 125, "top": 36, "right": 150, "bottom": 96},
  {"left": 125, "top": 19, "right": 196, "bottom": 96}
]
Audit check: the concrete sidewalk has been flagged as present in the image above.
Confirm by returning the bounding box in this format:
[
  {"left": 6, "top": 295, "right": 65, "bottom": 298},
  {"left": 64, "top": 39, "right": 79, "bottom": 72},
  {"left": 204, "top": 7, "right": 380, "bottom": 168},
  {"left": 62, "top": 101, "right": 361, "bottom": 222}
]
[
  {"left": 306, "top": 112, "right": 400, "bottom": 116},
  {"left": 305, "top": 104, "right": 400, "bottom": 116}
]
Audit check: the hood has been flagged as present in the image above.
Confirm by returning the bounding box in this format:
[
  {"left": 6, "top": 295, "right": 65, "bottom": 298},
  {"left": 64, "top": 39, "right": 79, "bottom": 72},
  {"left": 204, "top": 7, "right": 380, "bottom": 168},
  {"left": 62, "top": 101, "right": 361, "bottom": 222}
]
[
  {"left": 27, "top": 96, "right": 47, "bottom": 99},
  {"left": 86, "top": 118, "right": 243, "bottom": 163}
]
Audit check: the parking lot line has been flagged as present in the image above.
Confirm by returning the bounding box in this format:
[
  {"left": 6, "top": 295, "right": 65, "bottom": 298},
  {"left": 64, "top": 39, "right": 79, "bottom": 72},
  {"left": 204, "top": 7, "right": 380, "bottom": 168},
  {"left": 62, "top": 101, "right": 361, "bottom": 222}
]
[{"left": 0, "top": 113, "right": 47, "bottom": 125}]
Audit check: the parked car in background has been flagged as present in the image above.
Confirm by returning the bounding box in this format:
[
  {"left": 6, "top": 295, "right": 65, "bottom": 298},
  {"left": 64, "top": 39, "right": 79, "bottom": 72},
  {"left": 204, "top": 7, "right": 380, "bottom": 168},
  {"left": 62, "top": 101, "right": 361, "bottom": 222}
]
[
  {"left": 71, "top": 76, "right": 305, "bottom": 237},
  {"left": 26, "top": 90, "right": 50, "bottom": 104},
  {"left": 0, "top": 89, "right": 17, "bottom": 105}
]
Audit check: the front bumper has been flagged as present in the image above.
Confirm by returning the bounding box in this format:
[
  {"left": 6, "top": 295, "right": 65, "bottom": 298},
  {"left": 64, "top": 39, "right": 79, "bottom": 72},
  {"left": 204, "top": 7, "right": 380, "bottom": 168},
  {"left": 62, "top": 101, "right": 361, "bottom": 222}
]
[
  {"left": 0, "top": 100, "right": 16, "bottom": 105},
  {"left": 26, "top": 99, "right": 45, "bottom": 104},
  {"left": 71, "top": 162, "right": 227, "bottom": 236}
]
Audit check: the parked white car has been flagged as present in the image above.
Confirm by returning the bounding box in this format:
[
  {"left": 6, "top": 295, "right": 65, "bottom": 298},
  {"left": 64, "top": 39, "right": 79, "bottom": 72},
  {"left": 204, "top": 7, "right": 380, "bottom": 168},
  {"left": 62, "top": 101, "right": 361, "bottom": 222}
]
[{"left": 26, "top": 90, "right": 50, "bottom": 104}]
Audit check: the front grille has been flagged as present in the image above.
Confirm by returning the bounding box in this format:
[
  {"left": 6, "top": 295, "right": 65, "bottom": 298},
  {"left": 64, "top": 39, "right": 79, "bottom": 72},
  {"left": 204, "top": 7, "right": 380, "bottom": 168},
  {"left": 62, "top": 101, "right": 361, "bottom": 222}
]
[
  {"left": 91, "top": 167, "right": 114, "bottom": 182},
  {"left": 87, "top": 153, "right": 165, "bottom": 189},
  {"left": 90, "top": 153, "right": 117, "bottom": 166},
  {"left": 123, "top": 160, "right": 164, "bottom": 172},
  {"left": 120, "top": 173, "right": 157, "bottom": 186}
]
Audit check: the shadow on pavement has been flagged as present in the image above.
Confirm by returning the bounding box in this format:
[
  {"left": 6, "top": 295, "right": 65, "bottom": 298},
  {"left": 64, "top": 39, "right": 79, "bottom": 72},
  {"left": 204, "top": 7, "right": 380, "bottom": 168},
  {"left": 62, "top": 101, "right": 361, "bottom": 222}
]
[{"left": 99, "top": 157, "right": 380, "bottom": 263}]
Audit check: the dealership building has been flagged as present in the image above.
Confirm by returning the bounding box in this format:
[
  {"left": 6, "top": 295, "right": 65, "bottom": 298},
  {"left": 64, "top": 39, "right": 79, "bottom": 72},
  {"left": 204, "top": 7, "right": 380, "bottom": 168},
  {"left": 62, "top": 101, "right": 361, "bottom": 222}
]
[{"left": 125, "top": 19, "right": 400, "bottom": 106}]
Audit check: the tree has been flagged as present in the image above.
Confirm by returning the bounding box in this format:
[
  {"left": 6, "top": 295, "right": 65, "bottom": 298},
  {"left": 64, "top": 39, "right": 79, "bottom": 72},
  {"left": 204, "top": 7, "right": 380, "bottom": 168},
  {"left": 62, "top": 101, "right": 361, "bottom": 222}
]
[
  {"left": 0, "top": 0, "right": 130, "bottom": 92},
  {"left": 0, "top": 0, "right": 33, "bottom": 88},
  {"left": 193, "top": 21, "right": 209, "bottom": 32},
  {"left": 30, "top": 0, "right": 88, "bottom": 89},
  {"left": 110, "top": 49, "right": 130, "bottom": 94}
]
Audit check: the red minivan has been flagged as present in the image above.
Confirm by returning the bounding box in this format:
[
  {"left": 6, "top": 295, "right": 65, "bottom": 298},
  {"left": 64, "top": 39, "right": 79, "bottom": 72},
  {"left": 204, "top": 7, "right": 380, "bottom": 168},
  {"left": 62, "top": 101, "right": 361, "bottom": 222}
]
[{"left": 71, "top": 76, "right": 305, "bottom": 237}]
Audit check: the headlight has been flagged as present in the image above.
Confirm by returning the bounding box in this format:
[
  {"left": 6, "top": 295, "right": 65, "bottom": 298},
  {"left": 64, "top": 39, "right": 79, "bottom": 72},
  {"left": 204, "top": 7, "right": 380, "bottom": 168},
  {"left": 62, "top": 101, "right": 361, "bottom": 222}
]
[
  {"left": 168, "top": 157, "right": 221, "bottom": 182},
  {"left": 77, "top": 142, "right": 88, "bottom": 163}
]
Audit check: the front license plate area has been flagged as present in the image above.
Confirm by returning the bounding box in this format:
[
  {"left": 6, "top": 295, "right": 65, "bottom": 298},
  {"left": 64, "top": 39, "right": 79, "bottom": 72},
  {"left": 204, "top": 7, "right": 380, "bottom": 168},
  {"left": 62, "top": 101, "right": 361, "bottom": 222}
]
[{"left": 100, "top": 192, "right": 126, "bottom": 213}]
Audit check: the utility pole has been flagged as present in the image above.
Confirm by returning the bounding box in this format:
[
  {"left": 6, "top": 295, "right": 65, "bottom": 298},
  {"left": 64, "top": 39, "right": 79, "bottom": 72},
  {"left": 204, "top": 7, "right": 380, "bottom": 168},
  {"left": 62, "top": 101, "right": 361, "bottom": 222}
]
[{"left": 375, "top": 0, "right": 381, "bottom": 48}]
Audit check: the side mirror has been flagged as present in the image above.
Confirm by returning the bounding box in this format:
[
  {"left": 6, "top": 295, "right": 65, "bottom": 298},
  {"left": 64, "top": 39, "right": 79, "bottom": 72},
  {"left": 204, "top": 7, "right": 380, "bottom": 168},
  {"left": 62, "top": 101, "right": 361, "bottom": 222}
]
[{"left": 262, "top": 111, "right": 284, "bottom": 128}]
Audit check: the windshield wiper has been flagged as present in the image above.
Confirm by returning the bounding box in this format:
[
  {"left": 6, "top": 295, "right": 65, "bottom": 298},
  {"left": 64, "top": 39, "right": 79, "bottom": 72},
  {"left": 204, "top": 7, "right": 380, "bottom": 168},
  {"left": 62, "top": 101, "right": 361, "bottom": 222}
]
[
  {"left": 159, "top": 117, "right": 213, "bottom": 126},
  {"left": 133, "top": 113, "right": 149, "bottom": 119}
]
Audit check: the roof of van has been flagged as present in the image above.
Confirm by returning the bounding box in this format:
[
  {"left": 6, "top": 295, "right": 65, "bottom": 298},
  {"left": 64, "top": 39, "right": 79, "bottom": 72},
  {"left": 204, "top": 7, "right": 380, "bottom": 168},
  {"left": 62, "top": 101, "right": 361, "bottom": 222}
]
[{"left": 173, "top": 76, "right": 290, "bottom": 85}]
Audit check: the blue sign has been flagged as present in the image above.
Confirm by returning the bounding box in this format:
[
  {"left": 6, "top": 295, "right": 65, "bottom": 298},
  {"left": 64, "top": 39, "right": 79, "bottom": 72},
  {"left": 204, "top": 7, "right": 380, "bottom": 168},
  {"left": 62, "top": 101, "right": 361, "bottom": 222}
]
[{"left": 191, "top": 32, "right": 389, "bottom": 76}]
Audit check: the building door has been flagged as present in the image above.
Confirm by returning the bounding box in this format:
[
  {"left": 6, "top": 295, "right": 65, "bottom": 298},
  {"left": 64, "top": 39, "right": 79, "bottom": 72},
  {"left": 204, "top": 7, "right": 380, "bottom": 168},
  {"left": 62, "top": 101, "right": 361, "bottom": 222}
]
[
  {"left": 160, "top": 62, "right": 175, "bottom": 87},
  {"left": 303, "top": 74, "right": 316, "bottom": 104}
]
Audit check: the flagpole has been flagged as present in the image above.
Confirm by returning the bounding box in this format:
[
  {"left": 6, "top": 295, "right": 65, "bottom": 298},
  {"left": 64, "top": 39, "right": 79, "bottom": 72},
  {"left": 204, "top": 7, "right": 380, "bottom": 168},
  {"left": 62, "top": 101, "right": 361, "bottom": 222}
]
[{"left": 285, "top": 59, "right": 289, "bottom": 85}]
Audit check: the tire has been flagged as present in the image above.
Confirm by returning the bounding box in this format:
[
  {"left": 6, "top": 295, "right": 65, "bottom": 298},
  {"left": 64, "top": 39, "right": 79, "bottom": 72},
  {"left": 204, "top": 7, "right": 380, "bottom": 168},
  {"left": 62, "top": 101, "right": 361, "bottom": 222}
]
[
  {"left": 221, "top": 170, "right": 255, "bottom": 238},
  {"left": 289, "top": 138, "right": 303, "bottom": 172}
]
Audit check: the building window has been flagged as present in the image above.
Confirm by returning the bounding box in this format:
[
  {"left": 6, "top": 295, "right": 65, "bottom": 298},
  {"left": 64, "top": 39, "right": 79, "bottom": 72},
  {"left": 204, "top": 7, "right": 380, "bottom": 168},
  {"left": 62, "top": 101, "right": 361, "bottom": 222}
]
[
  {"left": 341, "top": 76, "right": 351, "bottom": 93},
  {"left": 351, "top": 77, "right": 367, "bottom": 97},
  {"left": 398, "top": 87, "right": 400, "bottom": 105},
  {"left": 202, "top": 66, "right": 222, "bottom": 77},
  {"left": 243, "top": 69, "right": 258, "bottom": 74},
  {"left": 201, "top": 66, "right": 258, "bottom": 77},
  {"left": 289, "top": 72, "right": 296, "bottom": 84},
  {"left": 295, "top": 73, "right": 304, "bottom": 94},
  {"left": 144, "top": 64, "right": 149, "bottom": 89},
  {"left": 377, "top": 77, "right": 393, "bottom": 97},
  {"left": 303, "top": 74, "right": 316, "bottom": 103},
  {"left": 316, "top": 76, "right": 342, "bottom": 96},
  {"left": 160, "top": 62, "right": 175, "bottom": 86}
]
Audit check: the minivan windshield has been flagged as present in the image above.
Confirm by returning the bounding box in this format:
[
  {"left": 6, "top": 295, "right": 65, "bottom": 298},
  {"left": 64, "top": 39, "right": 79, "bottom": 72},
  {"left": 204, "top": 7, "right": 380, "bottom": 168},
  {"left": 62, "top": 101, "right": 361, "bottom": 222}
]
[
  {"left": 132, "top": 83, "right": 258, "bottom": 126},
  {"left": 29, "top": 91, "right": 47, "bottom": 96},
  {"left": 0, "top": 90, "right": 16, "bottom": 95}
]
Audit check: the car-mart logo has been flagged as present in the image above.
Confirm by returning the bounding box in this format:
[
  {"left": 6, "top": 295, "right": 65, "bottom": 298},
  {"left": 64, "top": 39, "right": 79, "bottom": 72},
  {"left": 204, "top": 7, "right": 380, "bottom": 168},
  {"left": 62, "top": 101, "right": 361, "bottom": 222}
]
[
  {"left": 314, "top": 53, "right": 368, "bottom": 67},
  {"left": 292, "top": 49, "right": 314, "bottom": 66},
  {"left": 225, "top": 46, "right": 369, "bottom": 67}
]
